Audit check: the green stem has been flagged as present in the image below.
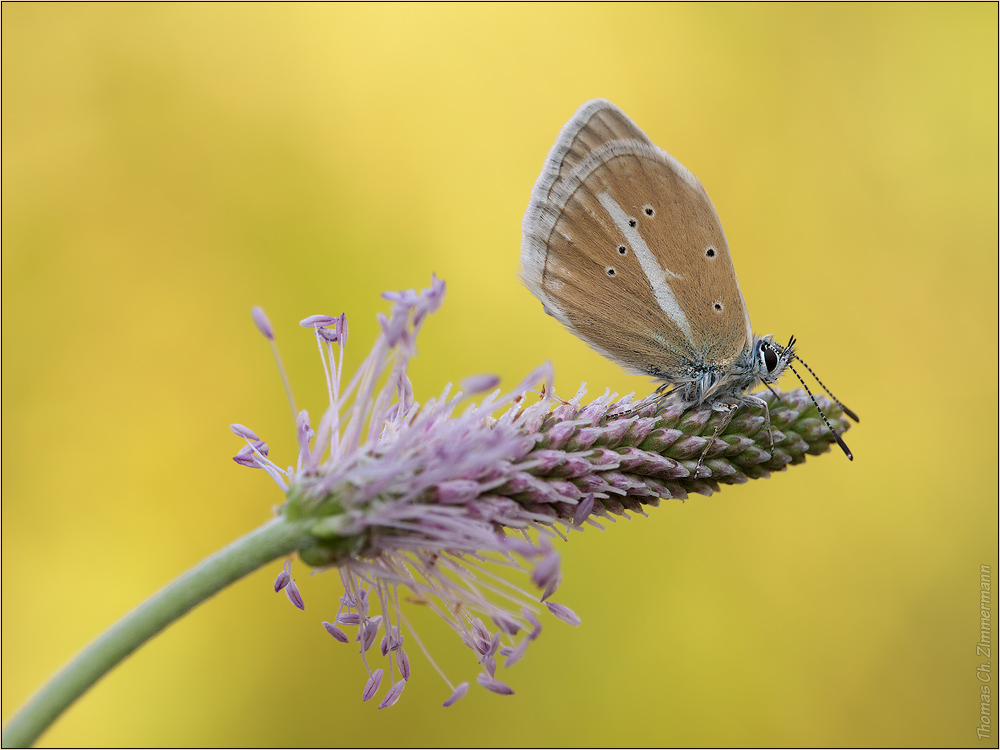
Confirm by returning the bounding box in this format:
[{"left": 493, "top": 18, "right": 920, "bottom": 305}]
[{"left": 2, "top": 515, "right": 316, "bottom": 748}]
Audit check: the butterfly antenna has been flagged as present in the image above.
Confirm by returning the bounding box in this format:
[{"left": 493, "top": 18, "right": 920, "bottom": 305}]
[
  {"left": 786, "top": 363, "right": 853, "bottom": 460},
  {"left": 792, "top": 354, "right": 859, "bottom": 422}
]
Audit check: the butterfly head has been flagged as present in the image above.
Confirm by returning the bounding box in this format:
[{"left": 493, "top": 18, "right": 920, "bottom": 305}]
[{"left": 754, "top": 334, "right": 795, "bottom": 387}]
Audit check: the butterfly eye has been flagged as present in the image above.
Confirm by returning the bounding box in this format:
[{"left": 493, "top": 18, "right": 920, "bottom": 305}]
[
  {"left": 763, "top": 346, "right": 779, "bottom": 372},
  {"left": 705, "top": 246, "right": 717, "bottom": 258}
]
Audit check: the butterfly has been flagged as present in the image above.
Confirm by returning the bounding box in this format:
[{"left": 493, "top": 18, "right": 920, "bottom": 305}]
[{"left": 520, "top": 99, "right": 856, "bottom": 465}]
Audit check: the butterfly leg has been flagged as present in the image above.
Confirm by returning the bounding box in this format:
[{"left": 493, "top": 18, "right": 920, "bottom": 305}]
[
  {"left": 653, "top": 381, "right": 677, "bottom": 402},
  {"left": 648, "top": 383, "right": 678, "bottom": 414},
  {"left": 692, "top": 402, "right": 739, "bottom": 479},
  {"left": 741, "top": 394, "right": 775, "bottom": 456}
]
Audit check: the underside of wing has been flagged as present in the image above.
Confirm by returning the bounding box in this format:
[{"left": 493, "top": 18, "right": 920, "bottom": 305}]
[{"left": 522, "top": 101, "right": 754, "bottom": 380}]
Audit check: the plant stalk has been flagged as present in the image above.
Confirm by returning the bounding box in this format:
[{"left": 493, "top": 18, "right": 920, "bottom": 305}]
[{"left": 2, "top": 516, "right": 315, "bottom": 748}]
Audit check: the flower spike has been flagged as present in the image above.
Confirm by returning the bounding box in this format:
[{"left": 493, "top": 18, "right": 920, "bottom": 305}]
[{"left": 235, "top": 276, "right": 852, "bottom": 707}]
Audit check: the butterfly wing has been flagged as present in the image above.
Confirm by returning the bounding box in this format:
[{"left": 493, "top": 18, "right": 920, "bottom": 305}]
[{"left": 521, "top": 99, "right": 753, "bottom": 380}]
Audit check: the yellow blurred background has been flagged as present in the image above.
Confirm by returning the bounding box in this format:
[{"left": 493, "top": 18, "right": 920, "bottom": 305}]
[{"left": 3, "top": 4, "right": 997, "bottom": 746}]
